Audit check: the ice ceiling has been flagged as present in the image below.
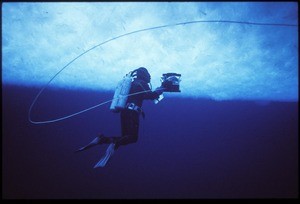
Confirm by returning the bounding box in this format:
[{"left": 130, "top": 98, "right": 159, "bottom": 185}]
[{"left": 2, "top": 2, "right": 298, "bottom": 101}]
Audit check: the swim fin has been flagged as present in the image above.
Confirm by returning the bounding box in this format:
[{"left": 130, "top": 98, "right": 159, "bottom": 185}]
[
  {"left": 75, "top": 134, "right": 104, "bottom": 153},
  {"left": 94, "top": 143, "right": 115, "bottom": 168}
]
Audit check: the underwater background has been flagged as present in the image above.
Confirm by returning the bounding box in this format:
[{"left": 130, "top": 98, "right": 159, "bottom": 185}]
[
  {"left": 2, "top": 1, "right": 298, "bottom": 199},
  {"left": 2, "top": 84, "right": 298, "bottom": 199}
]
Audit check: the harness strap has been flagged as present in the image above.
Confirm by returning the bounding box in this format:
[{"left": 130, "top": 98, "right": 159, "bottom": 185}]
[{"left": 126, "top": 103, "right": 145, "bottom": 119}]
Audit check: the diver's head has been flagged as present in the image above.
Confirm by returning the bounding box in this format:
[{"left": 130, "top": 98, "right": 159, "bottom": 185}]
[{"left": 133, "top": 67, "right": 151, "bottom": 83}]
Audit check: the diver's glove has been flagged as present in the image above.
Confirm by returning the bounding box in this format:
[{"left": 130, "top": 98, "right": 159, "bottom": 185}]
[{"left": 155, "top": 87, "right": 164, "bottom": 95}]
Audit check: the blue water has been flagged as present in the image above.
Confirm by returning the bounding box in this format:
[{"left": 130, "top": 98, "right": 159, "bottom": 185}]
[{"left": 2, "top": 84, "right": 298, "bottom": 199}]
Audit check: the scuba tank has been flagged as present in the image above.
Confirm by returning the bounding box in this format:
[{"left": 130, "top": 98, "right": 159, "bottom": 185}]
[{"left": 110, "top": 72, "right": 133, "bottom": 112}]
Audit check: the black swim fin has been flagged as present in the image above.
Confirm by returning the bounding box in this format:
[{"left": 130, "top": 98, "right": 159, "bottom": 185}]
[
  {"left": 75, "top": 134, "right": 104, "bottom": 153},
  {"left": 94, "top": 143, "right": 115, "bottom": 168}
]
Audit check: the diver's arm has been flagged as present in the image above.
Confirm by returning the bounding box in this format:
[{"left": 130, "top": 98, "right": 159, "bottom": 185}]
[{"left": 139, "top": 81, "right": 162, "bottom": 100}]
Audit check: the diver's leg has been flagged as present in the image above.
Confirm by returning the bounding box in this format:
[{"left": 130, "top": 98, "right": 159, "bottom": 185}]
[
  {"left": 93, "top": 110, "right": 140, "bottom": 167},
  {"left": 114, "top": 110, "right": 139, "bottom": 150}
]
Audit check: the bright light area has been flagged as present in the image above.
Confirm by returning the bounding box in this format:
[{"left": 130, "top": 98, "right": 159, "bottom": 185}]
[{"left": 2, "top": 2, "right": 298, "bottom": 101}]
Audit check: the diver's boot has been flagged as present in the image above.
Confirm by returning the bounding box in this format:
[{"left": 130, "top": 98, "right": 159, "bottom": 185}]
[
  {"left": 75, "top": 134, "right": 105, "bottom": 152},
  {"left": 94, "top": 143, "right": 115, "bottom": 168}
]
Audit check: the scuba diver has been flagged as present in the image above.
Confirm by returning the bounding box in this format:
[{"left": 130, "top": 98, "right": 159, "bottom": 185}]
[{"left": 76, "top": 67, "right": 164, "bottom": 168}]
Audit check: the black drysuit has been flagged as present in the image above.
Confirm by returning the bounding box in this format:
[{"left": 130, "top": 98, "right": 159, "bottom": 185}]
[{"left": 106, "top": 78, "right": 161, "bottom": 149}]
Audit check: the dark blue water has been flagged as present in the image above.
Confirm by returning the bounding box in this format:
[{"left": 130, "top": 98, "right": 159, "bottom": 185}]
[{"left": 2, "top": 84, "right": 298, "bottom": 199}]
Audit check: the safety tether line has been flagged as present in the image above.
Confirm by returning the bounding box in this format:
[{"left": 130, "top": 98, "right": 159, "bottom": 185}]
[{"left": 28, "top": 20, "right": 297, "bottom": 124}]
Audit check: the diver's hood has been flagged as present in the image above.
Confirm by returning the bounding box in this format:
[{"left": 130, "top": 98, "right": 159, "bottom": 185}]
[{"left": 132, "top": 67, "right": 151, "bottom": 83}]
